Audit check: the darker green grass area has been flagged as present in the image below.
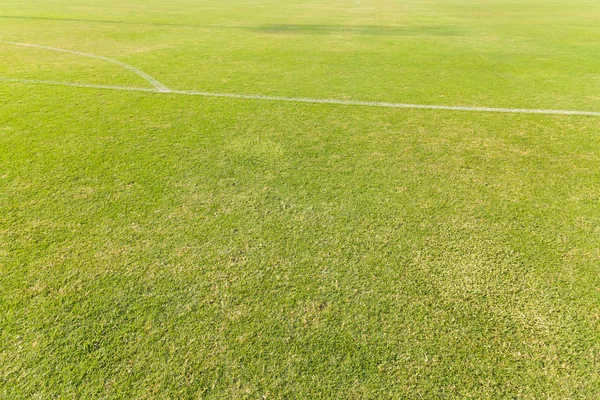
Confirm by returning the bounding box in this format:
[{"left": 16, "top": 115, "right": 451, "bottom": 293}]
[
  {"left": 0, "top": 16, "right": 466, "bottom": 36},
  {"left": 251, "top": 24, "right": 466, "bottom": 36}
]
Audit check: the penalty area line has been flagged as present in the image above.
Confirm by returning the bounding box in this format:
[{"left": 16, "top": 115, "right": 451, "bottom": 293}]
[
  {"left": 0, "top": 78, "right": 159, "bottom": 93},
  {"left": 1, "top": 77, "right": 600, "bottom": 117},
  {"left": 0, "top": 40, "right": 170, "bottom": 92}
]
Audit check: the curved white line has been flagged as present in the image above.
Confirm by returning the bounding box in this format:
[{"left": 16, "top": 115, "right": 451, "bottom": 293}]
[
  {"left": 0, "top": 40, "right": 169, "bottom": 92},
  {"left": 1, "top": 77, "right": 600, "bottom": 117}
]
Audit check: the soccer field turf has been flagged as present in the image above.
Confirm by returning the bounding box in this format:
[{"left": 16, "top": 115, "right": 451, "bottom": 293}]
[{"left": 1, "top": 0, "right": 600, "bottom": 397}]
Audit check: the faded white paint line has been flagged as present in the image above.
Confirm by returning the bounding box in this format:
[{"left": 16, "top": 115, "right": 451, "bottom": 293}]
[
  {"left": 0, "top": 40, "right": 170, "bottom": 92},
  {"left": 2, "top": 40, "right": 599, "bottom": 116},
  {"left": 0, "top": 78, "right": 157, "bottom": 93},
  {"left": 1, "top": 77, "right": 600, "bottom": 117},
  {"left": 172, "top": 89, "right": 600, "bottom": 116}
]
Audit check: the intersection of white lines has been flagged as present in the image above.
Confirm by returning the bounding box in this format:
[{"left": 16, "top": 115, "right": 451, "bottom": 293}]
[{"left": 2, "top": 40, "right": 600, "bottom": 117}]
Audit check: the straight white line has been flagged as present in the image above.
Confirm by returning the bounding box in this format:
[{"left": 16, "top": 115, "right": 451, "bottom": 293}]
[
  {"left": 172, "top": 89, "right": 600, "bottom": 116},
  {"left": 0, "top": 40, "right": 170, "bottom": 92},
  {"left": 0, "top": 78, "right": 158, "bottom": 93},
  {"left": 2, "top": 77, "right": 600, "bottom": 117}
]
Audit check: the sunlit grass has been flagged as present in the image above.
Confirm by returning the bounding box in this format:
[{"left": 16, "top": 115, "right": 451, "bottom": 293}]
[{"left": 1, "top": 0, "right": 600, "bottom": 398}]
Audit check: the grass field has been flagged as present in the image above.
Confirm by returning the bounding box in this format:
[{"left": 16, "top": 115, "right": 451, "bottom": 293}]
[{"left": 2, "top": 0, "right": 600, "bottom": 398}]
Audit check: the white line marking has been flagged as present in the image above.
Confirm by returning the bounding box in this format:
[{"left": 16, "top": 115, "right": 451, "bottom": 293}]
[
  {"left": 172, "top": 89, "right": 600, "bottom": 116},
  {"left": 0, "top": 78, "right": 157, "bottom": 93},
  {"left": 1, "top": 77, "right": 600, "bottom": 117},
  {"left": 0, "top": 40, "right": 170, "bottom": 92}
]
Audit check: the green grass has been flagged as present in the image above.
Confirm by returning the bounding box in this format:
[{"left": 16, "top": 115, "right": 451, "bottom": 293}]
[{"left": 1, "top": 0, "right": 600, "bottom": 398}]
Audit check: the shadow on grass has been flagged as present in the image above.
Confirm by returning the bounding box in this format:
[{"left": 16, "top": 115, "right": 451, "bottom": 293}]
[
  {"left": 0, "top": 15, "right": 196, "bottom": 28},
  {"left": 251, "top": 24, "right": 465, "bottom": 36},
  {"left": 0, "top": 16, "right": 465, "bottom": 37}
]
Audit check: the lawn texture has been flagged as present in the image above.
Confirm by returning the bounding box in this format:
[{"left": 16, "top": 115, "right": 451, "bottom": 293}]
[{"left": 1, "top": 0, "right": 600, "bottom": 398}]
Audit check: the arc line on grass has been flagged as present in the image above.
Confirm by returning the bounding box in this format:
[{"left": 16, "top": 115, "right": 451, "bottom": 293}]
[
  {"left": 2, "top": 77, "right": 600, "bottom": 117},
  {"left": 0, "top": 40, "right": 170, "bottom": 92}
]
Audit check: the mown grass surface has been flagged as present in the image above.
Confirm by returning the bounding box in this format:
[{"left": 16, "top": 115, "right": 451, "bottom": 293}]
[{"left": 1, "top": 0, "right": 600, "bottom": 398}]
